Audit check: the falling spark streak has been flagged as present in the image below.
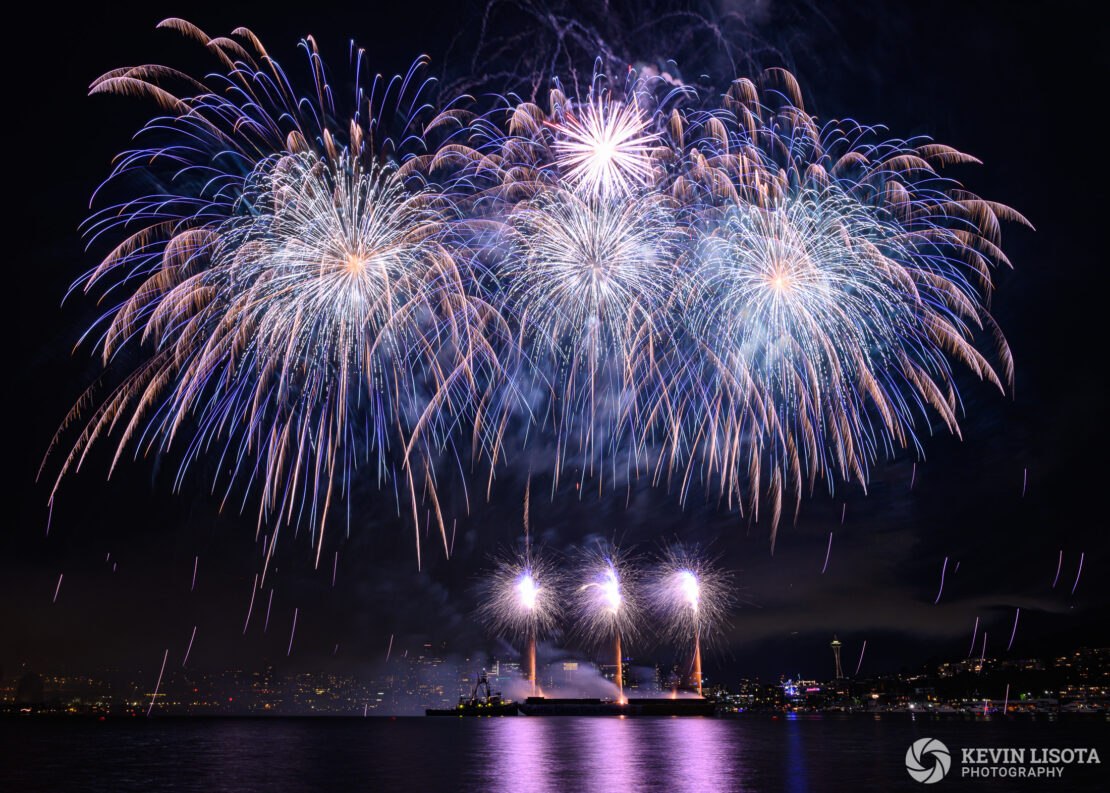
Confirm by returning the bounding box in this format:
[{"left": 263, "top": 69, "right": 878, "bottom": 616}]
[
  {"left": 855, "top": 641, "right": 867, "bottom": 676},
  {"left": 934, "top": 557, "right": 948, "bottom": 603},
  {"left": 147, "top": 649, "right": 169, "bottom": 716},
  {"left": 52, "top": 574, "right": 63, "bottom": 603},
  {"left": 1053, "top": 551, "right": 1063, "bottom": 588},
  {"left": 182, "top": 626, "right": 197, "bottom": 667},
  {"left": 840, "top": 504, "right": 846, "bottom": 525},
  {"left": 190, "top": 556, "right": 198, "bottom": 591},
  {"left": 978, "top": 632, "right": 988, "bottom": 674},
  {"left": 287, "top": 608, "right": 298, "bottom": 656},
  {"left": 968, "top": 616, "right": 980, "bottom": 657},
  {"left": 264, "top": 590, "right": 274, "bottom": 633},
  {"left": 1007, "top": 608, "right": 1020, "bottom": 651},
  {"left": 1071, "top": 552, "right": 1084, "bottom": 595},
  {"left": 910, "top": 463, "right": 916, "bottom": 489},
  {"left": 523, "top": 476, "right": 531, "bottom": 544},
  {"left": 386, "top": 633, "right": 394, "bottom": 662},
  {"left": 821, "top": 532, "right": 833, "bottom": 574},
  {"left": 332, "top": 552, "right": 338, "bottom": 588},
  {"left": 1003, "top": 683, "right": 1010, "bottom": 714},
  {"left": 243, "top": 574, "right": 258, "bottom": 634},
  {"left": 1022, "top": 468, "right": 1027, "bottom": 497}
]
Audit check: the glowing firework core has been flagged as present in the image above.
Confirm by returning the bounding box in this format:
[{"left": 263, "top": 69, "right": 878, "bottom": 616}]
[
  {"left": 344, "top": 253, "right": 367, "bottom": 276},
  {"left": 516, "top": 571, "right": 539, "bottom": 611},
  {"left": 580, "top": 560, "right": 624, "bottom": 615},
  {"left": 768, "top": 270, "right": 794, "bottom": 294},
  {"left": 600, "top": 564, "right": 621, "bottom": 612},
  {"left": 552, "top": 98, "right": 658, "bottom": 198},
  {"left": 677, "top": 570, "right": 699, "bottom": 611}
]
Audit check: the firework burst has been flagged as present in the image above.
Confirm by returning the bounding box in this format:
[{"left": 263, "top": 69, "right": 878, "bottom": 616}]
[
  {"left": 476, "top": 549, "right": 565, "bottom": 646},
  {"left": 648, "top": 545, "right": 733, "bottom": 695},
  {"left": 648, "top": 545, "right": 733, "bottom": 649},
  {"left": 571, "top": 545, "right": 643, "bottom": 698},
  {"left": 549, "top": 94, "right": 660, "bottom": 199},
  {"left": 42, "top": 21, "right": 499, "bottom": 570},
  {"left": 573, "top": 547, "right": 642, "bottom": 641},
  {"left": 47, "top": 21, "right": 1027, "bottom": 559},
  {"left": 660, "top": 71, "right": 1028, "bottom": 539},
  {"left": 506, "top": 187, "right": 683, "bottom": 368}
]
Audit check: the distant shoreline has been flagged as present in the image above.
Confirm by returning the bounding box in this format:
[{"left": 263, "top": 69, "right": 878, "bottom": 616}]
[{"left": 3, "top": 711, "right": 1107, "bottom": 723}]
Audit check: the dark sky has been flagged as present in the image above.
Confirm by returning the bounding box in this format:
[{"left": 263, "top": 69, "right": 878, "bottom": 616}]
[{"left": 4, "top": 0, "right": 1107, "bottom": 685}]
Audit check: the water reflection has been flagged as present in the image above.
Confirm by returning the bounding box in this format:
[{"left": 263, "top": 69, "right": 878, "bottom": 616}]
[
  {"left": 485, "top": 716, "right": 746, "bottom": 792},
  {"left": 569, "top": 718, "right": 645, "bottom": 792},
  {"left": 658, "top": 717, "right": 747, "bottom": 792},
  {"left": 8, "top": 716, "right": 1096, "bottom": 793},
  {"left": 784, "top": 718, "right": 810, "bottom": 793},
  {"left": 484, "top": 717, "right": 558, "bottom": 793}
]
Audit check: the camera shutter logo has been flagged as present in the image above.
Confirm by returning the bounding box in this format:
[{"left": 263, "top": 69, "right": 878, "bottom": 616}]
[{"left": 906, "top": 738, "right": 952, "bottom": 784}]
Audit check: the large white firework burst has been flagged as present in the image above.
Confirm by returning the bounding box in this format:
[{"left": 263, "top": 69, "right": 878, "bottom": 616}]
[
  {"left": 476, "top": 549, "right": 565, "bottom": 644},
  {"left": 647, "top": 545, "right": 733, "bottom": 650},
  {"left": 506, "top": 187, "right": 682, "bottom": 371},
  {"left": 219, "top": 151, "right": 453, "bottom": 374},
  {"left": 550, "top": 95, "right": 660, "bottom": 199},
  {"left": 571, "top": 545, "right": 644, "bottom": 651},
  {"left": 679, "top": 182, "right": 1006, "bottom": 528},
  {"left": 51, "top": 20, "right": 1027, "bottom": 561}
]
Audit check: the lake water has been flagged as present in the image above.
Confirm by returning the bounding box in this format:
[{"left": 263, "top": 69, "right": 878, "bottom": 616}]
[{"left": 2, "top": 715, "right": 1106, "bottom": 792}]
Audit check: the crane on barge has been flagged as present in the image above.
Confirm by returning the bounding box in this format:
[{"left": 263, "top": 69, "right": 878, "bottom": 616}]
[{"left": 425, "top": 669, "right": 519, "bottom": 716}]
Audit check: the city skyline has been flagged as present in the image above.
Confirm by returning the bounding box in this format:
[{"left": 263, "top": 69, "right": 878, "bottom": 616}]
[{"left": 7, "top": 642, "right": 1106, "bottom": 717}]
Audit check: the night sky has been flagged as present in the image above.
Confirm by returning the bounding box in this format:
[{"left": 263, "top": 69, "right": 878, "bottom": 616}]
[{"left": 5, "top": 0, "right": 1106, "bottom": 685}]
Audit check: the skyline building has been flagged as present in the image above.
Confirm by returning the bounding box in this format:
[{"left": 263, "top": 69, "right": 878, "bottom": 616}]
[{"left": 831, "top": 636, "right": 844, "bottom": 679}]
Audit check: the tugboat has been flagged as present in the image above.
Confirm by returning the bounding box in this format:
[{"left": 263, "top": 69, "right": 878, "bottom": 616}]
[{"left": 425, "top": 670, "right": 518, "bottom": 716}]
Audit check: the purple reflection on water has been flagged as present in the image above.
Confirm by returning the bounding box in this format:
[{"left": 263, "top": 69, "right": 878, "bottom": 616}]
[
  {"left": 658, "top": 717, "right": 746, "bottom": 792},
  {"left": 565, "top": 719, "right": 645, "bottom": 792},
  {"left": 484, "top": 717, "right": 558, "bottom": 793},
  {"left": 483, "top": 716, "right": 748, "bottom": 792},
  {"left": 9, "top": 717, "right": 1099, "bottom": 792}
]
